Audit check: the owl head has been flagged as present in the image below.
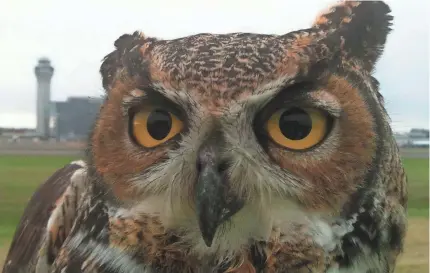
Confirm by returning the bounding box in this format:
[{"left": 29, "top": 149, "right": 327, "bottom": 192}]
[{"left": 89, "top": 1, "right": 399, "bottom": 251}]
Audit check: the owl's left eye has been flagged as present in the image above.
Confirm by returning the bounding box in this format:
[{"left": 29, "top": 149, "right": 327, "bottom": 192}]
[
  {"left": 265, "top": 107, "right": 332, "bottom": 151},
  {"left": 131, "top": 108, "right": 184, "bottom": 148}
]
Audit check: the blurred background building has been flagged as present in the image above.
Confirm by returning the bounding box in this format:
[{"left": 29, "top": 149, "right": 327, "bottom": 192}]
[
  {"left": 0, "top": 57, "right": 102, "bottom": 142},
  {"left": 52, "top": 96, "right": 102, "bottom": 141},
  {"left": 394, "top": 129, "right": 429, "bottom": 148}
]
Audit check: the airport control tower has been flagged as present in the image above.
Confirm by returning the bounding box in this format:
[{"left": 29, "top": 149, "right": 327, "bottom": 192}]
[{"left": 35, "top": 57, "right": 54, "bottom": 139}]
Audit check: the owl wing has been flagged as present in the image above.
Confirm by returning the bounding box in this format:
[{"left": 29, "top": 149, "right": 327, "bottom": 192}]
[{"left": 1, "top": 160, "right": 87, "bottom": 273}]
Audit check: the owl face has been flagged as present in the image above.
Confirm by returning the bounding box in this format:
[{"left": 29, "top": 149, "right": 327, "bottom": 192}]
[{"left": 90, "top": 1, "right": 392, "bottom": 250}]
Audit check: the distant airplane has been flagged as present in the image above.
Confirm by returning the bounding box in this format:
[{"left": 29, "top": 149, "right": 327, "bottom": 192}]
[{"left": 8, "top": 135, "right": 20, "bottom": 143}]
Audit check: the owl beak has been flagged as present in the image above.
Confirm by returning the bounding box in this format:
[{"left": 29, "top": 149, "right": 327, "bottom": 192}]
[{"left": 195, "top": 145, "right": 244, "bottom": 247}]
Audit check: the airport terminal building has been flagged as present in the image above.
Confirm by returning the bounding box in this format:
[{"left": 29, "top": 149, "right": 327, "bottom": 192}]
[{"left": 52, "top": 97, "right": 103, "bottom": 141}]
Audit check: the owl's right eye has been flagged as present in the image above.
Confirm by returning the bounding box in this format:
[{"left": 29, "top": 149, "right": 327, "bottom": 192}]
[{"left": 131, "top": 108, "right": 184, "bottom": 148}]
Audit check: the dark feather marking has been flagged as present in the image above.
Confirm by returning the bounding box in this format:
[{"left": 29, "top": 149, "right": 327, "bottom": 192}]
[
  {"left": 335, "top": 66, "right": 397, "bottom": 268},
  {"left": 314, "top": 1, "right": 393, "bottom": 72},
  {"left": 100, "top": 31, "right": 153, "bottom": 91},
  {"left": 250, "top": 243, "right": 267, "bottom": 271}
]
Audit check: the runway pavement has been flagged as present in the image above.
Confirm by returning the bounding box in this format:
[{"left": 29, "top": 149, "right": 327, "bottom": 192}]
[
  {"left": 399, "top": 148, "right": 429, "bottom": 159},
  {"left": 0, "top": 149, "right": 84, "bottom": 156},
  {"left": 0, "top": 139, "right": 85, "bottom": 156},
  {"left": 0, "top": 141, "right": 428, "bottom": 158}
]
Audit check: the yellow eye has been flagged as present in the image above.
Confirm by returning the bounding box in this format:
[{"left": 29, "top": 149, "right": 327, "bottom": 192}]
[
  {"left": 132, "top": 108, "right": 184, "bottom": 148},
  {"left": 266, "top": 107, "right": 329, "bottom": 150}
]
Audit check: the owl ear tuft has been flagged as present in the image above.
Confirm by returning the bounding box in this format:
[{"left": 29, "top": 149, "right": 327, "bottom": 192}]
[
  {"left": 100, "top": 31, "right": 146, "bottom": 91},
  {"left": 313, "top": 1, "right": 393, "bottom": 72}
]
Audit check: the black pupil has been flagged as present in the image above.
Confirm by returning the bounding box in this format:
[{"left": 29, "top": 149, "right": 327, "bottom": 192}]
[
  {"left": 147, "top": 110, "right": 172, "bottom": 140},
  {"left": 279, "top": 108, "right": 312, "bottom": 140}
]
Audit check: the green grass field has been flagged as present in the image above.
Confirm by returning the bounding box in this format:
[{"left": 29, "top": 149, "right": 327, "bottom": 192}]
[{"left": 0, "top": 154, "right": 428, "bottom": 272}]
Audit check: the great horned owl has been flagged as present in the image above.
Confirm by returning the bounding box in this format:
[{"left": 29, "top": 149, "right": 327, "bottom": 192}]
[{"left": 3, "top": 1, "right": 407, "bottom": 273}]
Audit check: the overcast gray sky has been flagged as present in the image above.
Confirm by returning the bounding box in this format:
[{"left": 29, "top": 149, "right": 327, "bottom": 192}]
[{"left": 1, "top": 0, "right": 428, "bottom": 132}]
